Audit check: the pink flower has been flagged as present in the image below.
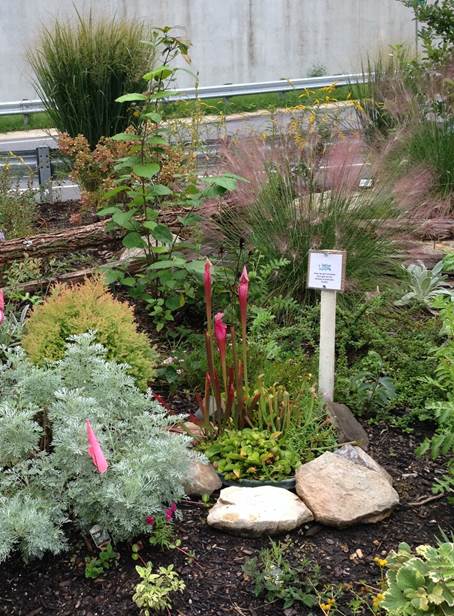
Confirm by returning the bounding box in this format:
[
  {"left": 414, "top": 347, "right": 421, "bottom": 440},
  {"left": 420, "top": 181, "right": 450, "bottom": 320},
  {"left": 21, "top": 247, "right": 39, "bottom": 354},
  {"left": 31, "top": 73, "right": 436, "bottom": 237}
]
[
  {"left": 238, "top": 266, "right": 249, "bottom": 330},
  {"left": 0, "top": 289, "right": 4, "bottom": 325},
  {"left": 214, "top": 312, "right": 227, "bottom": 363},
  {"left": 86, "top": 419, "right": 108, "bottom": 474},
  {"left": 165, "top": 502, "right": 176, "bottom": 522},
  {"left": 146, "top": 515, "right": 155, "bottom": 526}
]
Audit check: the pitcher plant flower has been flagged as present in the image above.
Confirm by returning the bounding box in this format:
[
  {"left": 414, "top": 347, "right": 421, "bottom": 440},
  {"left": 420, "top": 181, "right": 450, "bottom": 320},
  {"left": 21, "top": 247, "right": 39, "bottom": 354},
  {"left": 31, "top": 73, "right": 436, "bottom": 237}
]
[
  {"left": 238, "top": 266, "right": 249, "bottom": 386},
  {"left": 214, "top": 312, "right": 228, "bottom": 390}
]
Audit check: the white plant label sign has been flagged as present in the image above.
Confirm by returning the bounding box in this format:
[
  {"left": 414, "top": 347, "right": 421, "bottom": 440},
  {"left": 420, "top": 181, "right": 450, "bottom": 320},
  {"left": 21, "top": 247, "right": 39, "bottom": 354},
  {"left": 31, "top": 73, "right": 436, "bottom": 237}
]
[{"left": 307, "top": 250, "right": 346, "bottom": 292}]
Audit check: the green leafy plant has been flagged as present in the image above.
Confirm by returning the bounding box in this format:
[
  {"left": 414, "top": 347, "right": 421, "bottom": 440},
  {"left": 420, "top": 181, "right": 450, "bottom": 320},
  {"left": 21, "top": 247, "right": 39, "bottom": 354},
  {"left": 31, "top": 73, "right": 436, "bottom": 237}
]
[
  {"left": 0, "top": 304, "right": 30, "bottom": 359},
  {"left": 85, "top": 543, "right": 119, "bottom": 579},
  {"left": 400, "top": 0, "right": 454, "bottom": 63},
  {"left": 101, "top": 27, "right": 239, "bottom": 332},
  {"left": 201, "top": 428, "right": 300, "bottom": 481},
  {"left": 335, "top": 294, "right": 442, "bottom": 426},
  {"left": 0, "top": 163, "right": 37, "bottom": 239},
  {"left": 132, "top": 562, "right": 185, "bottom": 614},
  {"left": 0, "top": 333, "right": 199, "bottom": 563},
  {"left": 395, "top": 260, "right": 454, "bottom": 308},
  {"left": 416, "top": 298, "right": 454, "bottom": 500},
  {"left": 28, "top": 11, "right": 155, "bottom": 148},
  {"left": 242, "top": 540, "right": 320, "bottom": 609},
  {"left": 381, "top": 539, "right": 454, "bottom": 615},
  {"left": 21, "top": 276, "right": 158, "bottom": 390},
  {"left": 350, "top": 351, "right": 397, "bottom": 414}
]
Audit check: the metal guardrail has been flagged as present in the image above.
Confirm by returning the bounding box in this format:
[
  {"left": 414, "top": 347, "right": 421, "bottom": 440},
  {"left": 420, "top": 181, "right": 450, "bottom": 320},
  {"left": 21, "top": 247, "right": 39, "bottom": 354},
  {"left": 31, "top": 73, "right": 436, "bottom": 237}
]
[{"left": 0, "top": 72, "right": 364, "bottom": 118}]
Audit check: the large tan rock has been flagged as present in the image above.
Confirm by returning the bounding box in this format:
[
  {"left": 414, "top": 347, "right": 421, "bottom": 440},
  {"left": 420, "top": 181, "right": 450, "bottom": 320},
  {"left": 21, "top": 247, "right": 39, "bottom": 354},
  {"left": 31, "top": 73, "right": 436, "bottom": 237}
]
[
  {"left": 207, "top": 486, "right": 313, "bottom": 536},
  {"left": 183, "top": 461, "right": 222, "bottom": 497},
  {"left": 295, "top": 450, "right": 399, "bottom": 527}
]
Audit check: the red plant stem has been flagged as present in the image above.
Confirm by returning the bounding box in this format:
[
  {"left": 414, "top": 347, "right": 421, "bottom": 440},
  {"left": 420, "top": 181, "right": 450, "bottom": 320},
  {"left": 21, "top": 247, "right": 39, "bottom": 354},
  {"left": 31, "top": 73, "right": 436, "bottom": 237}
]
[
  {"left": 241, "top": 320, "right": 248, "bottom": 389},
  {"left": 205, "top": 332, "right": 222, "bottom": 416}
]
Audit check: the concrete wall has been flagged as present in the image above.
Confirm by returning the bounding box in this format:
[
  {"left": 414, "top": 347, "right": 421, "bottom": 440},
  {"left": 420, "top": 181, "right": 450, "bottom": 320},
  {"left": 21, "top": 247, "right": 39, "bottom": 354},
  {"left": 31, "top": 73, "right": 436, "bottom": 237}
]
[{"left": 0, "top": 0, "right": 416, "bottom": 101}]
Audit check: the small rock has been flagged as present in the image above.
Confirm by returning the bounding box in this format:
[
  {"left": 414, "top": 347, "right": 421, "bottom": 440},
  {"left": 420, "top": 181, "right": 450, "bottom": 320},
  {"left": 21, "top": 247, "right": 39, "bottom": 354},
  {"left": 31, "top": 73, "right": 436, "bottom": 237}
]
[
  {"left": 183, "top": 461, "right": 222, "bottom": 497},
  {"left": 325, "top": 401, "right": 369, "bottom": 450},
  {"left": 207, "top": 486, "right": 313, "bottom": 536},
  {"left": 295, "top": 451, "right": 399, "bottom": 527}
]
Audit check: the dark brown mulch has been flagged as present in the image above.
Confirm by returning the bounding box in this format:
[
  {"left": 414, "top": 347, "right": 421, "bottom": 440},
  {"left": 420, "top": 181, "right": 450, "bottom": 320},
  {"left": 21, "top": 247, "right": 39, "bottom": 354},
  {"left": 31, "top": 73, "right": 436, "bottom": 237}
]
[
  {"left": 36, "top": 201, "right": 96, "bottom": 231},
  {"left": 0, "top": 423, "right": 452, "bottom": 616}
]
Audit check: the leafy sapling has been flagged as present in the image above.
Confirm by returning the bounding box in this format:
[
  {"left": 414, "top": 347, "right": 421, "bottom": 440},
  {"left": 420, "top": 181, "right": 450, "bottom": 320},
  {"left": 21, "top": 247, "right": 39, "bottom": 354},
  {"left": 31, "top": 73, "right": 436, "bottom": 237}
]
[
  {"left": 84, "top": 543, "right": 119, "bottom": 579},
  {"left": 132, "top": 562, "right": 185, "bottom": 615}
]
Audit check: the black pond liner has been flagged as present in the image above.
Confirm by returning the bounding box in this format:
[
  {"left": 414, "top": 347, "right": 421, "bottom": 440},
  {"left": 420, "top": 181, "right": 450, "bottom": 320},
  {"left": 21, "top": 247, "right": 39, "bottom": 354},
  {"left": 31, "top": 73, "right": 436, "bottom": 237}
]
[{"left": 217, "top": 472, "right": 296, "bottom": 490}]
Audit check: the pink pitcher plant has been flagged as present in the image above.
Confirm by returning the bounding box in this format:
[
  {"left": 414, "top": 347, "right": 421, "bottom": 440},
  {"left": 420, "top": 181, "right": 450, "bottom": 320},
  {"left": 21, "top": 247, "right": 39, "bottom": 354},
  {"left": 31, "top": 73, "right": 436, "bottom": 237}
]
[{"left": 198, "top": 263, "right": 295, "bottom": 432}]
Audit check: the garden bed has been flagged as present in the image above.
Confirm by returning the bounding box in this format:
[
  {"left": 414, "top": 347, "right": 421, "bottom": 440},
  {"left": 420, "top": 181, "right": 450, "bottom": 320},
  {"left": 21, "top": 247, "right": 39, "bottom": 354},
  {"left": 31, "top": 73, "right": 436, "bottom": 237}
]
[{"left": 0, "top": 423, "right": 451, "bottom": 616}]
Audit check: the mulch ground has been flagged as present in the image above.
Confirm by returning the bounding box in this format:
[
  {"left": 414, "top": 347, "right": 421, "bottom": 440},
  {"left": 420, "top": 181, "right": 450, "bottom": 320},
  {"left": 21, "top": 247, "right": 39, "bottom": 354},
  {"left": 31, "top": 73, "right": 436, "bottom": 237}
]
[{"left": 0, "top": 423, "right": 452, "bottom": 616}]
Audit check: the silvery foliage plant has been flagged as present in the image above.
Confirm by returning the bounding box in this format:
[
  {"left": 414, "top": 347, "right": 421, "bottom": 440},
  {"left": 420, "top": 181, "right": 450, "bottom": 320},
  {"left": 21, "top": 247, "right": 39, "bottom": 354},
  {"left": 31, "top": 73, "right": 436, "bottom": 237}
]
[{"left": 0, "top": 333, "right": 200, "bottom": 563}]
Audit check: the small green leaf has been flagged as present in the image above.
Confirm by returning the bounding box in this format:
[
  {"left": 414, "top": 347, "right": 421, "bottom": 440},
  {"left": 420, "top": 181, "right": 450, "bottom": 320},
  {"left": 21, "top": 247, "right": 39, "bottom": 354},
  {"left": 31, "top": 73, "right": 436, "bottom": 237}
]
[
  {"left": 116, "top": 93, "right": 147, "bottom": 102},
  {"left": 112, "top": 132, "right": 141, "bottom": 142},
  {"left": 147, "top": 184, "right": 172, "bottom": 197},
  {"left": 122, "top": 232, "right": 146, "bottom": 249},
  {"left": 97, "top": 206, "right": 122, "bottom": 216},
  {"left": 143, "top": 112, "right": 162, "bottom": 123},
  {"left": 132, "top": 163, "right": 160, "bottom": 178},
  {"left": 143, "top": 66, "right": 173, "bottom": 81},
  {"left": 151, "top": 224, "right": 173, "bottom": 243}
]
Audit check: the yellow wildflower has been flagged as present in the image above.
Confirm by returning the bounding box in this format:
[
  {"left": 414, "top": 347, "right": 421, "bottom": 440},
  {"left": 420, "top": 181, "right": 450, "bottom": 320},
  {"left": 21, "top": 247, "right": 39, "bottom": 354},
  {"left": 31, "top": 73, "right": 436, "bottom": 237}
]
[
  {"left": 373, "top": 556, "right": 388, "bottom": 568},
  {"left": 373, "top": 593, "right": 385, "bottom": 610},
  {"left": 319, "top": 597, "right": 336, "bottom": 614}
]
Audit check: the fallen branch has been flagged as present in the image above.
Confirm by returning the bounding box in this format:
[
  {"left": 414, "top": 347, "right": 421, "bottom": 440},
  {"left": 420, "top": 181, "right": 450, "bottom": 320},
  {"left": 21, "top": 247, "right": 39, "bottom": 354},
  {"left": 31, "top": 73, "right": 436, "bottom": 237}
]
[
  {"left": 4, "top": 256, "right": 145, "bottom": 294},
  {"left": 407, "top": 493, "right": 446, "bottom": 507},
  {"left": 0, "top": 209, "right": 185, "bottom": 265}
]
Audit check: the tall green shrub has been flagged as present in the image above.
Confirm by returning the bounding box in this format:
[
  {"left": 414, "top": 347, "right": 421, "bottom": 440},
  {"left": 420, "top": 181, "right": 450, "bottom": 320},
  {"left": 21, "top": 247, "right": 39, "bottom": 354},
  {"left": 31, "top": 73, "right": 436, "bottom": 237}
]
[{"left": 28, "top": 12, "right": 155, "bottom": 147}]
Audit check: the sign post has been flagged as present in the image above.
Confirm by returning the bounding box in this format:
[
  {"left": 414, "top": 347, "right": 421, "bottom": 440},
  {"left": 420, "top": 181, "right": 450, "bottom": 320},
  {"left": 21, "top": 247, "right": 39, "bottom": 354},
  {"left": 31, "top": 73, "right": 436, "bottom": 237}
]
[{"left": 307, "top": 250, "right": 347, "bottom": 402}]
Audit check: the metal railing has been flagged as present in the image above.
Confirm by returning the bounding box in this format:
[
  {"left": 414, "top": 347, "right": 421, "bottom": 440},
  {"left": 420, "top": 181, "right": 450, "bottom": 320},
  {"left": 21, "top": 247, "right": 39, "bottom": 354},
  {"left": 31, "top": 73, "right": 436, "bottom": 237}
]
[{"left": 0, "top": 72, "right": 364, "bottom": 119}]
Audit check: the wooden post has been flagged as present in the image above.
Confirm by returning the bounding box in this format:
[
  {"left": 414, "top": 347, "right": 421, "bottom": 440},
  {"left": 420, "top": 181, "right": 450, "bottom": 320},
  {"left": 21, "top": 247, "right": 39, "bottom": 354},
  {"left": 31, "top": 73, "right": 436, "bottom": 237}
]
[
  {"left": 318, "top": 289, "right": 337, "bottom": 401},
  {"left": 307, "top": 249, "right": 347, "bottom": 403}
]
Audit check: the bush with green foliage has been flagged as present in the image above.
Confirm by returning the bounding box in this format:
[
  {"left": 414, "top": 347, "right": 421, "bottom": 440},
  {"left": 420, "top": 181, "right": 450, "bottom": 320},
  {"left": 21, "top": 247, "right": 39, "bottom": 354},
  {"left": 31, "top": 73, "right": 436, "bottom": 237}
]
[
  {"left": 381, "top": 540, "right": 454, "bottom": 615},
  {"left": 28, "top": 12, "right": 154, "bottom": 148},
  {"left": 21, "top": 276, "right": 158, "bottom": 390},
  {"left": 400, "top": 0, "right": 454, "bottom": 63},
  {"left": 0, "top": 333, "right": 197, "bottom": 563},
  {"left": 335, "top": 294, "right": 442, "bottom": 425}
]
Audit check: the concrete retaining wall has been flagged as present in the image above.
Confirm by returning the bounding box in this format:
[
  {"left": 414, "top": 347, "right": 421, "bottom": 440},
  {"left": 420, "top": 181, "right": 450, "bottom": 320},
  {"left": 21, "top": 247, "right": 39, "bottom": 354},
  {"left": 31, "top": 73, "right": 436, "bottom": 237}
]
[{"left": 0, "top": 0, "right": 416, "bottom": 101}]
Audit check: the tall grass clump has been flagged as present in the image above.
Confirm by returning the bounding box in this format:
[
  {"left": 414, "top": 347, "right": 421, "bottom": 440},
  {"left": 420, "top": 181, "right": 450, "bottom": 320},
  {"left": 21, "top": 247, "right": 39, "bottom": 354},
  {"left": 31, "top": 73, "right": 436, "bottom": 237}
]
[
  {"left": 349, "top": 45, "right": 418, "bottom": 142},
  {"left": 214, "top": 163, "right": 401, "bottom": 302},
  {"left": 28, "top": 12, "right": 154, "bottom": 148}
]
